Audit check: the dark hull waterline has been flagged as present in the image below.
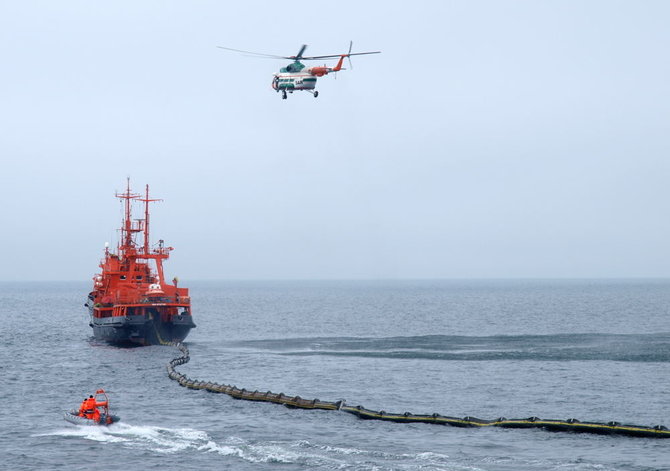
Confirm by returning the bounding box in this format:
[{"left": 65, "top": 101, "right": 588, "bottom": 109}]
[{"left": 89, "top": 307, "right": 195, "bottom": 346}]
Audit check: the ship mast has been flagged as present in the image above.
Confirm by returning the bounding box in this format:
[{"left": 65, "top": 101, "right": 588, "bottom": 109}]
[
  {"left": 135, "top": 183, "right": 167, "bottom": 285},
  {"left": 116, "top": 178, "right": 140, "bottom": 255},
  {"left": 139, "top": 184, "right": 161, "bottom": 255},
  {"left": 113, "top": 180, "right": 168, "bottom": 284}
]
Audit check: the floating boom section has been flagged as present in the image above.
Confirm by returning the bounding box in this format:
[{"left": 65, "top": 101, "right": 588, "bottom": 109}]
[{"left": 165, "top": 343, "right": 670, "bottom": 440}]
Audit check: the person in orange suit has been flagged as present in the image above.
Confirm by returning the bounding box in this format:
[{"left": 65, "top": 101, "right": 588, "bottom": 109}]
[
  {"left": 90, "top": 404, "right": 101, "bottom": 422},
  {"left": 89, "top": 395, "right": 108, "bottom": 422},
  {"left": 82, "top": 395, "right": 96, "bottom": 419},
  {"left": 78, "top": 398, "right": 89, "bottom": 417},
  {"left": 77, "top": 391, "right": 110, "bottom": 422}
]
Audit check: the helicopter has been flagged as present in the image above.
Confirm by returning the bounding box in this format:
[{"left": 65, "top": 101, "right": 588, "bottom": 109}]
[{"left": 217, "top": 42, "right": 380, "bottom": 99}]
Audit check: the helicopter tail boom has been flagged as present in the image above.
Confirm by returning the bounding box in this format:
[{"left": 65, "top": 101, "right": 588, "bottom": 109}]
[
  {"left": 332, "top": 55, "right": 346, "bottom": 72},
  {"left": 308, "top": 55, "right": 346, "bottom": 77}
]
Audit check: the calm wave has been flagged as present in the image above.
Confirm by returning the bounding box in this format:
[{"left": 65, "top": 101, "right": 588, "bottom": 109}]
[{"left": 232, "top": 333, "right": 670, "bottom": 362}]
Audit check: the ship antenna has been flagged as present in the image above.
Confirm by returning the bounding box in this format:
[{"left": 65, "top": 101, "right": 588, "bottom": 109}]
[
  {"left": 116, "top": 178, "right": 140, "bottom": 253},
  {"left": 139, "top": 184, "right": 162, "bottom": 255}
]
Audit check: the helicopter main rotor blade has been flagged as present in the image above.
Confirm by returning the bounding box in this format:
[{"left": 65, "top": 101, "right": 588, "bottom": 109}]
[
  {"left": 217, "top": 44, "right": 380, "bottom": 61},
  {"left": 301, "top": 51, "right": 381, "bottom": 60},
  {"left": 293, "top": 44, "right": 308, "bottom": 60},
  {"left": 216, "top": 46, "right": 290, "bottom": 59},
  {"left": 348, "top": 51, "right": 381, "bottom": 56}
]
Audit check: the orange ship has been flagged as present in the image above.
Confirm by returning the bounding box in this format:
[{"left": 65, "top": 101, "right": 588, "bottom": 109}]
[{"left": 85, "top": 181, "right": 195, "bottom": 345}]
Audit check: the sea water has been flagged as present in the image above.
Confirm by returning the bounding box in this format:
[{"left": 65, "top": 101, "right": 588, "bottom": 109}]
[{"left": 1, "top": 280, "right": 668, "bottom": 470}]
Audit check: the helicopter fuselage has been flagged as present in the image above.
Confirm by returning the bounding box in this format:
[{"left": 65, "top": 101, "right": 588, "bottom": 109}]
[
  {"left": 272, "top": 72, "right": 317, "bottom": 91},
  {"left": 272, "top": 60, "right": 318, "bottom": 94},
  {"left": 271, "top": 59, "right": 342, "bottom": 98}
]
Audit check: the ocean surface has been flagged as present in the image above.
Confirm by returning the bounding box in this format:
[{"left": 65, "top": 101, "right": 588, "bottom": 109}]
[{"left": 1, "top": 279, "right": 669, "bottom": 470}]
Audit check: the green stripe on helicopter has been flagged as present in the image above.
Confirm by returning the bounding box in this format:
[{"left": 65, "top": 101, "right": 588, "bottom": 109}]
[{"left": 277, "top": 78, "right": 317, "bottom": 83}]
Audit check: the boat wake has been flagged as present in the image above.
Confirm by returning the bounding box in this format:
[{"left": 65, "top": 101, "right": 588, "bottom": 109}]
[
  {"left": 36, "top": 424, "right": 456, "bottom": 468},
  {"left": 38, "top": 423, "right": 209, "bottom": 452}
]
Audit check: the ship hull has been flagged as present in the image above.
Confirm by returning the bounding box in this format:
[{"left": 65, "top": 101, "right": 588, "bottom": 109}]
[{"left": 88, "top": 305, "right": 195, "bottom": 346}]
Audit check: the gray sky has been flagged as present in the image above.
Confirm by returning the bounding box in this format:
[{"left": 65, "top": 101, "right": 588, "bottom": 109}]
[{"left": 1, "top": 1, "right": 669, "bottom": 281}]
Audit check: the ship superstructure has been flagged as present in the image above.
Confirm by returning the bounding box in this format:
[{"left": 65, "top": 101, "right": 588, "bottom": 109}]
[{"left": 86, "top": 181, "right": 195, "bottom": 345}]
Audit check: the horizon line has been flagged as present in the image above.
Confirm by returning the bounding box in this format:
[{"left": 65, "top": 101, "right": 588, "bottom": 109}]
[{"left": 2, "top": 276, "right": 670, "bottom": 283}]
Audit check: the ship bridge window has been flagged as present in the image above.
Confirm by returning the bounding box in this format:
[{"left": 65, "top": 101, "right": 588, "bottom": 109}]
[
  {"left": 136, "top": 275, "right": 143, "bottom": 280},
  {"left": 120, "top": 275, "right": 126, "bottom": 280}
]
